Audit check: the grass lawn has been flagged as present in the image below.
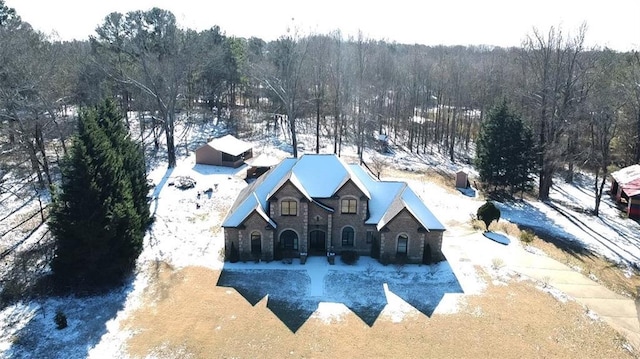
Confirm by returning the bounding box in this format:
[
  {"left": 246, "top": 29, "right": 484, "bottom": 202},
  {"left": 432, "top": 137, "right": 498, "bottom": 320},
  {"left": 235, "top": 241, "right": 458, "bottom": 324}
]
[{"left": 124, "top": 262, "right": 632, "bottom": 358}]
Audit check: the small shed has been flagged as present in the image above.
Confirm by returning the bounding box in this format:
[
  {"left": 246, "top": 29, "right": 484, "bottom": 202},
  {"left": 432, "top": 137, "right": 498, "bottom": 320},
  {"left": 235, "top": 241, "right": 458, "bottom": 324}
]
[
  {"left": 195, "top": 134, "right": 253, "bottom": 168},
  {"left": 455, "top": 170, "right": 469, "bottom": 189},
  {"left": 610, "top": 164, "right": 640, "bottom": 219}
]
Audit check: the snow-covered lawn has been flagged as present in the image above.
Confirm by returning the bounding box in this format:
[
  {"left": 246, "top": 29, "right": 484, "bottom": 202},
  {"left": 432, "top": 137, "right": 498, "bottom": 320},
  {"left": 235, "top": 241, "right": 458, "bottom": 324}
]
[{"left": 499, "top": 173, "right": 640, "bottom": 267}]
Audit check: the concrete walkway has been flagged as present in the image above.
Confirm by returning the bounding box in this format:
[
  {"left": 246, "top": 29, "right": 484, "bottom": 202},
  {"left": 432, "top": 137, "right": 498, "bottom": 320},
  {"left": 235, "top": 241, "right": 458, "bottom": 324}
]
[
  {"left": 305, "top": 257, "right": 329, "bottom": 297},
  {"left": 444, "top": 228, "right": 640, "bottom": 349}
]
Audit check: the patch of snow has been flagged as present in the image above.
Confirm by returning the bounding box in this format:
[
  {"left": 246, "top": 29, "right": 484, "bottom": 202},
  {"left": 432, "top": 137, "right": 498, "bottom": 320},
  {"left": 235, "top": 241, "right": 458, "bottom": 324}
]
[
  {"left": 623, "top": 267, "right": 635, "bottom": 279},
  {"left": 523, "top": 245, "right": 547, "bottom": 256},
  {"left": 569, "top": 264, "right": 584, "bottom": 273},
  {"left": 537, "top": 284, "right": 570, "bottom": 303},
  {"left": 0, "top": 302, "right": 39, "bottom": 353},
  {"left": 432, "top": 293, "right": 466, "bottom": 315},
  {"left": 380, "top": 283, "right": 420, "bottom": 323},
  {"left": 311, "top": 302, "right": 351, "bottom": 324},
  {"left": 586, "top": 308, "right": 600, "bottom": 321}
]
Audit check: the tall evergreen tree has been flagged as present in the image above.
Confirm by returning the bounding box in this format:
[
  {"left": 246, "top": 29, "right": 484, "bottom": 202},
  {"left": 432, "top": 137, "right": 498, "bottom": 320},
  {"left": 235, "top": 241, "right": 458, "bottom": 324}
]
[
  {"left": 49, "top": 99, "right": 148, "bottom": 289},
  {"left": 475, "top": 101, "right": 536, "bottom": 195},
  {"left": 95, "top": 99, "right": 151, "bottom": 227}
]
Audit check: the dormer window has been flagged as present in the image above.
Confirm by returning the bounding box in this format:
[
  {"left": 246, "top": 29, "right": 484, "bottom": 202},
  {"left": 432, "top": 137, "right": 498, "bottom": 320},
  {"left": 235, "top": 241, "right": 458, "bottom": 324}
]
[
  {"left": 341, "top": 198, "right": 357, "bottom": 214},
  {"left": 281, "top": 199, "right": 298, "bottom": 216}
]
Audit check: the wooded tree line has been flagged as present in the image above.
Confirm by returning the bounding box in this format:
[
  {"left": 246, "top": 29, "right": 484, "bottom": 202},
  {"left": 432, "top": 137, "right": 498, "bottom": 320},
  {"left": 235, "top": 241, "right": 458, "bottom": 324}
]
[{"left": 2, "top": 2, "right": 640, "bottom": 204}]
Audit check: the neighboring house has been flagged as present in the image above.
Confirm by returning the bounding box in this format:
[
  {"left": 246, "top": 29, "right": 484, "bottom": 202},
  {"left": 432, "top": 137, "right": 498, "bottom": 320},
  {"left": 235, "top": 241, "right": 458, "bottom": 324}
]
[
  {"left": 195, "top": 134, "right": 253, "bottom": 167},
  {"left": 610, "top": 164, "right": 640, "bottom": 219},
  {"left": 222, "top": 154, "right": 446, "bottom": 264}
]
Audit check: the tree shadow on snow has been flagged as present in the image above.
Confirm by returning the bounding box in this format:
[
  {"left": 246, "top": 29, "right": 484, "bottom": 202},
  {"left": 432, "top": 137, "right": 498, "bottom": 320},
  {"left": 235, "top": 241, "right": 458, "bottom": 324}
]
[
  {"left": 497, "top": 200, "right": 594, "bottom": 261},
  {"left": 457, "top": 187, "right": 477, "bottom": 198},
  {"left": 483, "top": 231, "right": 510, "bottom": 245},
  {"left": 5, "top": 278, "right": 133, "bottom": 358}
]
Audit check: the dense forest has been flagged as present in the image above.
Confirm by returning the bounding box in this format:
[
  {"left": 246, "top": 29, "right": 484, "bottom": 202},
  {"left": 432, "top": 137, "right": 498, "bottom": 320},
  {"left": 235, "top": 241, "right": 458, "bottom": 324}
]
[{"left": 1, "top": 1, "right": 639, "bottom": 205}]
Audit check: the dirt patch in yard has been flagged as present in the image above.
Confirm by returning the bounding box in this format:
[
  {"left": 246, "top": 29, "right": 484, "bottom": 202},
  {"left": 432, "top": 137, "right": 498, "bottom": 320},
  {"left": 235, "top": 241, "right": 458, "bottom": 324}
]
[{"left": 124, "top": 263, "right": 634, "bottom": 358}]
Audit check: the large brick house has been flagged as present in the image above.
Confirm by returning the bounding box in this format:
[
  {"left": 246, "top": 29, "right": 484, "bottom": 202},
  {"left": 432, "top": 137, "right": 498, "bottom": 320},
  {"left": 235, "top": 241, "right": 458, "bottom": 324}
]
[{"left": 221, "top": 154, "right": 446, "bottom": 264}]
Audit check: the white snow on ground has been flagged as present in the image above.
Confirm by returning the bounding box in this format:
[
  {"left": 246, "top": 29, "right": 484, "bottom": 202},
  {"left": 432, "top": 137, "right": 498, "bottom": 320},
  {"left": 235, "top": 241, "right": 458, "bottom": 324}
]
[
  {"left": 499, "top": 172, "right": 640, "bottom": 267},
  {"left": 2, "top": 126, "right": 640, "bottom": 357}
]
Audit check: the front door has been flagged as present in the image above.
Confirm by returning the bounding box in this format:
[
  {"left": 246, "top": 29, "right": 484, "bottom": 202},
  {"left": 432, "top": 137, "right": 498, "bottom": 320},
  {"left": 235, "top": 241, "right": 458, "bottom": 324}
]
[
  {"left": 279, "top": 230, "right": 298, "bottom": 258},
  {"left": 309, "top": 230, "right": 326, "bottom": 254}
]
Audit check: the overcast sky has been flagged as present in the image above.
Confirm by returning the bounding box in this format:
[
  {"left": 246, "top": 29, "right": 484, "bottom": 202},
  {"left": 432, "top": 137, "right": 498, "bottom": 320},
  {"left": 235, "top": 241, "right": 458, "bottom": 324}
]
[{"left": 6, "top": 0, "right": 640, "bottom": 51}]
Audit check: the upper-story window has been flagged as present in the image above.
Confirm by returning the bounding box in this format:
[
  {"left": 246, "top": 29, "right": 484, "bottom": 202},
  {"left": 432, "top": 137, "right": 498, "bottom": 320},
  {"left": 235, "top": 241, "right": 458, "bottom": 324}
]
[
  {"left": 281, "top": 199, "right": 298, "bottom": 216},
  {"left": 341, "top": 198, "right": 357, "bottom": 214}
]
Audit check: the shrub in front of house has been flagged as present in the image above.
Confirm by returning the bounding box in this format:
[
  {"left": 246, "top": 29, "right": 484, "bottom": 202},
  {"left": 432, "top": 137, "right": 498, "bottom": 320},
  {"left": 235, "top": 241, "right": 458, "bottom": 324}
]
[
  {"left": 340, "top": 250, "right": 359, "bottom": 265},
  {"left": 229, "top": 242, "right": 239, "bottom": 263},
  {"left": 380, "top": 253, "right": 392, "bottom": 266},
  {"left": 55, "top": 310, "right": 68, "bottom": 330},
  {"left": 239, "top": 252, "right": 253, "bottom": 263}
]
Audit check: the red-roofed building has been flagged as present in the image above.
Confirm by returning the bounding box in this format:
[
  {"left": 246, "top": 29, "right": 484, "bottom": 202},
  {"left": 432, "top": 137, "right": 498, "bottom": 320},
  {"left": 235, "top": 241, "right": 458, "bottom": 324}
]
[{"left": 610, "top": 164, "right": 640, "bottom": 219}]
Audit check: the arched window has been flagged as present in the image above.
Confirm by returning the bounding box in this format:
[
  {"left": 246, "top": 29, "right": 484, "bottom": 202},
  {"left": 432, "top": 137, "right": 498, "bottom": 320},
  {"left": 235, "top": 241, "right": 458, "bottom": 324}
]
[
  {"left": 342, "top": 227, "right": 355, "bottom": 247},
  {"left": 251, "top": 231, "right": 261, "bottom": 254},
  {"left": 397, "top": 234, "right": 408, "bottom": 256}
]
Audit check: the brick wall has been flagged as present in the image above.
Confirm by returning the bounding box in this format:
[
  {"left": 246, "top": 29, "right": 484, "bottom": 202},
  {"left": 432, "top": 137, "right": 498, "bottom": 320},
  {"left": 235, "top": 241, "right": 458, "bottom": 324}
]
[
  {"left": 379, "top": 209, "right": 445, "bottom": 264},
  {"left": 329, "top": 180, "right": 370, "bottom": 254},
  {"left": 225, "top": 176, "right": 444, "bottom": 265},
  {"left": 270, "top": 181, "right": 306, "bottom": 256},
  {"left": 226, "top": 211, "right": 274, "bottom": 261}
]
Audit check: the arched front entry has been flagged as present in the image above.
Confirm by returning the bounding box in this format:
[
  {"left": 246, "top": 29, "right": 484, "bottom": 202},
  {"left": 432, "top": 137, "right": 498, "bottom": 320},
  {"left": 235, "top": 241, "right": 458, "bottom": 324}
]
[
  {"left": 277, "top": 230, "right": 298, "bottom": 259},
  {"left": 250, "top": 231, "right": 262, "bottom": 258},
  {"left": 309, "top": 230, "right": 326, "bottom": 255}
]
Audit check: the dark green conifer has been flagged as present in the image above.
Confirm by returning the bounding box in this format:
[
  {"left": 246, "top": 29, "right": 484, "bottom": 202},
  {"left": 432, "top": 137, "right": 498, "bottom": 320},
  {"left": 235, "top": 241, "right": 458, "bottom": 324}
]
[
  {"left": 49, "top": 98, "right": 148, "bottom": 289},
  {"left": 475, "top": 100, "right": 536, "bottom": 195}
]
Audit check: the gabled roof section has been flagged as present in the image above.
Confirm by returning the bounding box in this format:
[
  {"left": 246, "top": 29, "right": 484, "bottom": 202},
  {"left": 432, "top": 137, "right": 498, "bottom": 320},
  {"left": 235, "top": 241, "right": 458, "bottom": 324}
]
[
  {"left": 206, "top": 134, "right": 252, "bottom": 156},
  {"left": 222, "top": 159, "right": 297, "bottom": 227},
  {"left": 400, "top": 187, "right": 446, "bottom": 231},
  {"left": 287, "top": 154, "right": 370, "bottom": 198},
  {"left": 350, "top": 164, "right": 445, "bottom": 231},
  {"left": 223, "top": 154, "right": 444, "bottom": 231},
  {"left": 265, "top": 171, "right": 312, "bottom": 201},
  {"left": 611, "top": 164, "right": 640, "bottom": 198}
]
